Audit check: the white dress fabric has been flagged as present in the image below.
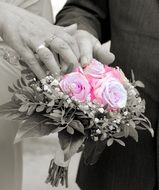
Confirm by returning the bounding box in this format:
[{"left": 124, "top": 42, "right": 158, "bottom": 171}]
[{"left": 0, "top": 1, "right": 53, "bottom": 190}]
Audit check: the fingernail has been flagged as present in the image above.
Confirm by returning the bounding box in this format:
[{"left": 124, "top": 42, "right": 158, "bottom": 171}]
[{"left": 81, "top": 57, "right": 89, "bottom": 67}]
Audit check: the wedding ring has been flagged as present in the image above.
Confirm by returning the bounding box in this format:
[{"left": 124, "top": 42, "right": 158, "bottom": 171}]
[{"left": 36, "top": 44, "right": 46, "bottom": 54}]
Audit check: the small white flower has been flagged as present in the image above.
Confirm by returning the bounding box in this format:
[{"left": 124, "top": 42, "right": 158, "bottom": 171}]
[
  {"left": 55, "top": 87, "right": 60, "bottom": 92},
  {"left": 51, "top": 79, "right": 59, "bottom": 86},
  {"left": 116, "top": 119, "right": 121, "bottom": 124},
  {"left": 36, "top": 86, "right": 42, "bottom": 92},
  {"left": 138, "top": 97, "right": 141, "bottom": 103},
  {"left": 41, "top": 78, "right": 46, "bottom": 84},
  {"left": 96, "top": 129, "right": 102, "bottom": 134},
  {"left": 44, "top": 85, "right": 49, "bottom": 91},
  {"left": 95, "top": 118, "right": 99, "bottom": 123},
  {"left": 109, "top": 125, "right": 114, "bottom": 130},
  {"left": 67, "top": 98, "right": 72, "bottom": 104},
  {"left": 58, "top": 92, "right": 64, "bottom": 97},
  {"left": 98, "top": 108, "right": 104, "bottom": 113},
  {"left": 83, "top": 105, "right": 89, "bottom": 111},
  {"left": 123, "top": 111, "right": 128, "bottom": 116}
]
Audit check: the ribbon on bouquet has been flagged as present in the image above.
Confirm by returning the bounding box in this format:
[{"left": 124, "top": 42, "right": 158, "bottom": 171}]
[{"left": 46, "top": 148, "right": 70, "bottom": 188}]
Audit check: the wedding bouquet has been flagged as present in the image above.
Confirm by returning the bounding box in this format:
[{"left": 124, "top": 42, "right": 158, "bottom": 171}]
[{"left": 0, "top": 59, "right": 154, "bottom": 188}]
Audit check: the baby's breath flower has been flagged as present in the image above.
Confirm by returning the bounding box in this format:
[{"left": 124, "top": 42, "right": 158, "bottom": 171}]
[
  {"left": 98, "top": 108, "right": 104, "bottom": 113},
  {"left": 67, "top": 98, "right": 72, "bottom": 104},
  {"left": 109, "top": 125, "right": 114, "bottom": 130},
  {"left": 55, "top": 87, "right": 60, "bottom": 92},
  {"left": 36, "top": 86, "right": 42, "bottom": 92},
  {"left": 95, "top": 118, "right": 99, "bottom": 123},
  {"left": 123, "top": 111, "right": 128, "bottom": 116},
  {"left": 58, "top": 92, "right": 64, "bottom": 97},
  {"left": 41, "top": 78, "right": 46, "bottom": 85},
  {"left": 44, "top": 85, "right": 49, "bottom": 92},
  {"left": 82, "top": 105, "right": 89, "bottom": 111},
  {"left": 96, "top": 129, "right": 102, "bottom": 134},
  {"left": 51, "top": 79, "right": 59, "bottom": 86}
]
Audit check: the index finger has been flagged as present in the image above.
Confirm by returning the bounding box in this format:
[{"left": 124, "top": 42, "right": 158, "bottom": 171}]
[{"left": 94, "top": 42, "right": 115, "bottom": 65}]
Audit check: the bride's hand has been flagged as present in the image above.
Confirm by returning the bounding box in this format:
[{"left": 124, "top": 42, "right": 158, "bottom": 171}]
[{"left": 0, "top": 2, "right": 80, "bottom": 79}]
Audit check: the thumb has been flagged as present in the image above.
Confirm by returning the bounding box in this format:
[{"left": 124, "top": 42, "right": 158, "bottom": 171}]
[
  {"left": 94, "top": 42, "right": 115, "bottom": 65},
  {"left": 63, "top": 24, "right": 77, "bottom": 35}
]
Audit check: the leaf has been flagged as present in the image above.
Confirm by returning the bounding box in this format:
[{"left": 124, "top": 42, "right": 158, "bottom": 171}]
[
  {"left": 27, "top": 104, "right": 37, "bottom": 115},
  {"left": 58, "top": 130, "right": 85, "bottom": 161},
  {"left": 36, "top": 104, "right": 45, "bottom": 112},
  {"left": 8, "top": 86, "right": 15, "bottom": 93},
  {"left": 69, "top": 120, "right": 85, "bottom": 135},
  {"left": 17, "top": 79, "right": 22, "bottom": 88},
  {"left": 67, "top": 126, "right": 74, "bottom": 135},
  {"left": 141, "top": 121, "right": 154, "bottom": 137},
  {"left": 131, "top": 70, "right": 135, "bottom": 82},
  {"left": 114, "top": 139, "right": 125, "bottom": 146},
  {"left": 47, "top": 100, "right": 55, "bottom": 107},
  {"left": 129, "top": 120, "right": 136, "bottom": 128},
  {"left": 113, "top": 131, "right": 125, "bottom": 138},
  {"left": 83, "top": 137, "right": 107, "bottom": 165},
  {"left": 0, "top": 101, "right": 20, "bottom": 117},
  {"left": 14, "top": 114, "right": 58, "bottom": 143},
  {"left": 15, "top": 93, "right": 27, "bottom": 102},
  {"left": 20, "top": 77, "right": 27, "bottom": 86},
  {"left": 135, "top": 81, "right": 145, "bottom": 88},
  {"left": 124, "top": 125, "right": 129, "bottom": 138},
  {"left": 107, "top": 138, "right": 114, "bottom": 146},
  {"left": 19, "top": 103, "right": 29, "bottom": 112},
  {"left": 46, "top": 107, "right": 52, "bottom": 113},
  {"left": 50, "top": 112, "right": 61, "bottom": 118},
  {"left": 129, "top": 126, "right": 138, "bottom": 142}
]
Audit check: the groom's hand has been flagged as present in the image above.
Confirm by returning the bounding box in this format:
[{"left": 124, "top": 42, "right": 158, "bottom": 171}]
[
  {"left": 75, "top": 30, "right": 115, "bottom": 66},
  {"left": 61, "top": 29, "right": 115, "bottom": 72},
  {"left": 0, "top": 2, "right": 80, "bottom": 79}
]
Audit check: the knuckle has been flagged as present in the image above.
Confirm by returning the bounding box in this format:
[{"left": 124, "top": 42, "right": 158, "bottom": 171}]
[
  {"left": 25, "top": 55, "right": 37, "bottom": 67},
  {"left": 42, "top": 52, "right": 52, "bottom": 62},
  {"left": 59, "top": 42, "right": 68, "bottom": 50}
]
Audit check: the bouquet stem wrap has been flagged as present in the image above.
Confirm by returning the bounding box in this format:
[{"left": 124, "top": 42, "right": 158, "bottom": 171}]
[{"left": 46, "top": 149, "right": 70, "bottom": 188}]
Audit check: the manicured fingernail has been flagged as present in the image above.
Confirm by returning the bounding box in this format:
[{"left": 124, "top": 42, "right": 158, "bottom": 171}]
[{"left": 81, "top": 57, "right": 89, "bottom": 67}]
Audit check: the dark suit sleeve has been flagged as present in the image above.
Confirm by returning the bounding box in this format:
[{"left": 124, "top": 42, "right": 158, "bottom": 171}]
[{"left": 55, "top": 0, "right": 110, "bottom": 42}]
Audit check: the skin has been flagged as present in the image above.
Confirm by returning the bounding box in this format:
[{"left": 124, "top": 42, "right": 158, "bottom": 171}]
[
  {"left": 0, "top": 2, "right": 115, "bottom": 79},
  {"left": 0, "top": 2, "right": 80, "bottom": 79},
  {"left": 60, "top": 29, "right": 115, "bottom": 73}
]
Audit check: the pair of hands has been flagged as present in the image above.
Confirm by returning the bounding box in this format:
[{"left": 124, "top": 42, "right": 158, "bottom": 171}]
[{"left": 0, "top": 2, "right": 115, "bottom": 79}]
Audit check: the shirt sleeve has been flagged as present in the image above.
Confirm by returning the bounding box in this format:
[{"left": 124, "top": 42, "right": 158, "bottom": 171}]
[
  {"left": 55, "top": 0, "right": 110, "bottom": 42},
  {"left": 0, "top": 0, "right": 53, "bottom": 23}
]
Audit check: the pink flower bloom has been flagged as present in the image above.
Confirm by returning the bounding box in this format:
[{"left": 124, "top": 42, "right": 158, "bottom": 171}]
[
  {"left": 84, "top": 59, "right": 105, "bottom": 79},
  {"left": 59, "top": 72, "right": 91, "bottom": 102},
  {"left": 105, "top": 65, "right": 127, "bottom": 84},
  {"left": 94, "top": 76, "right": 127, "bottom": 110}
]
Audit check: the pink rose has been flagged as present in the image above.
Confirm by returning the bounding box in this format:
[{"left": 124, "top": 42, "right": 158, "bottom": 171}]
[
  {"left": 105, "top": 65, "right": 127, "bottom": 84},
  {"left": 84, "top": 59, "right": 105, "bottom": 79},
  {"left": 59, "top": 72, "right": 91, "bottom": 102},
  {"left": 94, "top": 76, "right": 127, "bottom": 109}
]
